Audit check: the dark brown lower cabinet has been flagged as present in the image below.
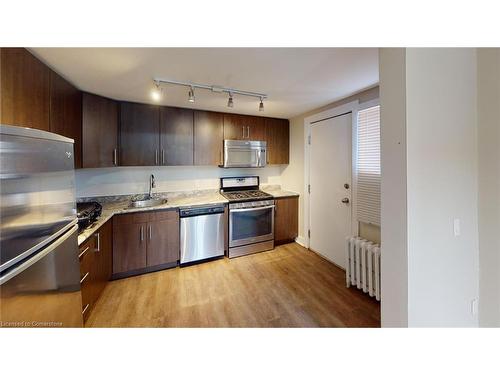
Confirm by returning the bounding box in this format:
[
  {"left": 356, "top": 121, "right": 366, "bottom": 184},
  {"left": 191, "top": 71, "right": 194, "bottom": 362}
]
[
  {"left": 147, "top": 211, "right": 180, "bottom": 266},
  {"left": 112, "top": 214, "right": 147, "bottom": 274},
  {"left": 274, "top": 196, "right": 299, "bottom": 245},
  {"left": 78, "top": 219, "right": 113, "bottom": 323},
  {"left": 113, "top": 209, "right": 179, "bottom": 278}
]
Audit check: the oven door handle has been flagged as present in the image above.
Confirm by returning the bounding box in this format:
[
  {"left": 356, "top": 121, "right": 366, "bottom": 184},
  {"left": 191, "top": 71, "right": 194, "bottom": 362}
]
[{"left": 230, "top": 205, "right": 275, "bottom": 213}]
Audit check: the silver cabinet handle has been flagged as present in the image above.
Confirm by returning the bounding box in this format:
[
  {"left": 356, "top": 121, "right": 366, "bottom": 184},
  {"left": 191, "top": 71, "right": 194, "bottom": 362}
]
[
  {"left": 247, "top": 126, "right": 250, "bottom": 139},
  {"left": 80, "top": 272, "right": 90, "bottom": 284},
  {"left": 94, "top": 232, "right": 100, "bottom": 252},
  {"left": 161, "top": 149, "right": 165, "bottom": 165},
  {"left": 113, "top": 148, "right": 118, "bottom": 166},
  {"left": 140, "top": 226, "right": 144, "bottom": 242},
  {"left": 78, "top": 246, "right": 90, "bottom": 259},
  {"left": 82, "top": 303, "right": 90, "bottom": 315},
  {"left": 242, "top": 126, "right": 245, "bottom": 139},
  {"left": 148, "top": 225, "right": 152, "bottom": 240},
  {"left": 155, "top": 150, "right": 159, "bottom": 165}
]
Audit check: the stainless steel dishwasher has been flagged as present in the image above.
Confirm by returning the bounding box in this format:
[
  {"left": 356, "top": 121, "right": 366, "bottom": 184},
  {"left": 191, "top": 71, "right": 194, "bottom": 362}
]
[{"left": 179, "top": 205, "right": 225, "bottom": 264}]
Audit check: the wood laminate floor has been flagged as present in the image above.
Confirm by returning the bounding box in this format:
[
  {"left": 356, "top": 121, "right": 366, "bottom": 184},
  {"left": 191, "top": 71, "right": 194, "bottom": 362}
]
[{"left": 86, "top": 243, "right": 380, "bottom": 327}]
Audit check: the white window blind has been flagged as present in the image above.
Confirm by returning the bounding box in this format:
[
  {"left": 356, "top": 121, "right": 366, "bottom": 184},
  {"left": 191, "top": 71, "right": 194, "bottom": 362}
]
[{"left": 356, "top": 105, "right": 381, "bottom": 226}]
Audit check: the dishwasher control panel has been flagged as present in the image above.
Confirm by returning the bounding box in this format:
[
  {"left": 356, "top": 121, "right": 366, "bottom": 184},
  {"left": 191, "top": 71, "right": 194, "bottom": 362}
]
[{"left": 179, "top": 205, "right": 225, "bottom": 218}]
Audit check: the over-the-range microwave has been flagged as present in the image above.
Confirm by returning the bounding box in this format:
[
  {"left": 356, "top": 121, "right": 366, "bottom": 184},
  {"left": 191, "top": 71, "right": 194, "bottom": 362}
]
[{"left": 221, "top": 139, "right": 267, "bottom": 168}]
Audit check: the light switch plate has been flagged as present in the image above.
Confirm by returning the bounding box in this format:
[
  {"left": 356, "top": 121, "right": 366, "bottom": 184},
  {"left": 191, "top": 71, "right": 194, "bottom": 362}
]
[{"left": 453, "top": 218, "right": 461, "bottom": 236}]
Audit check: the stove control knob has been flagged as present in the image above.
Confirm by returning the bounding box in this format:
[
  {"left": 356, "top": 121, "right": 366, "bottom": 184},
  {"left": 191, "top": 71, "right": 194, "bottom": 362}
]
[{"left": 341, "top": 198, "right": 350, "bottom": 204}]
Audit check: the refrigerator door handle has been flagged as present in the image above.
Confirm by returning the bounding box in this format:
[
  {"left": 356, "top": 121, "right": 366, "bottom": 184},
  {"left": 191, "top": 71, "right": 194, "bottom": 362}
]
[{"left": 0, "top": 224, "right": 79, "bottom": 286}]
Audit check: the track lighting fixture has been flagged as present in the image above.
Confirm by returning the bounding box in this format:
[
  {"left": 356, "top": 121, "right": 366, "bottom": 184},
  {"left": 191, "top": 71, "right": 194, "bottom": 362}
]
[
  {"left": 188, "top": 86, "right": 195, "bottom": 103},
  {"left": 152, "top": 78, "right": 267, "bottom": 112}
]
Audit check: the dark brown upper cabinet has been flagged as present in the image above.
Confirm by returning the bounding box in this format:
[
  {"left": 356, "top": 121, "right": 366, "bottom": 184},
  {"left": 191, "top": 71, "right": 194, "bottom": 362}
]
[
  {"left": 160, "top": 107, "right": 194, "bottom": 166},
  {"left": 265, "top": 118, "right": 289, "bottom": 164},
  {"left": 82, "top": 93, "right": 118, "bottom": 168},
  {"left": 0, "top": 48, "right": 50, "bottom": 131},
  {"left": 223, "top": 113, "right": 265, "bottom": 141},
  {"left": 120, "top": 102, "right": 160, "bottom": 166},
  {"left": 194, "top": 110, "right": 224, "bottom": 165},
  {"left": 49, "top": 71, "right": 83, "bottom": 168}
]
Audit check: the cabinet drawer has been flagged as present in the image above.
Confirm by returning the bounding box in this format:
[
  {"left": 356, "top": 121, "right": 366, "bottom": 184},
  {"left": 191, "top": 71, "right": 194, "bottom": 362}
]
[
  {"left": 80, "top": 268, "right": 93, "bottom": 322},
  {"left": 78, "top": 236, "right": 96, "bottom": 268},
  {"left": 150, "top": 209, "right": 178, "bottom": 222},
  {"left": 113, "top": 211, "right": 150, "bottom": 225},
  {"left": 81, "top": 300, "right": 92, "bottom": 322}
]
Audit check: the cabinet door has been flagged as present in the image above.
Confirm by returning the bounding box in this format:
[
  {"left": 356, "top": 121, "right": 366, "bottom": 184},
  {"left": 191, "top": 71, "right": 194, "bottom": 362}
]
[
  {"left": 223, "top": 114, "right": 265, "bottom": 141},
  {"left": 0, "top": 48, "right": 50, "bottom": 130},
  {"left": 49, "top": 71, "right": 83, "bottom": 168},
  {"left": 120, "top": 102, "right": 160, "bottom": 166},
  {"left": 146, "top": 210, "right": 179, "bottom": 267},
  {"left": 82, "top": 93, "right": 118, "bottom": 168},
  {"left": 113, "top": 221, "right": 147, "bottom": 274},
  {"left": 194, "top": 110, "right": 223, "bottom": 165},
  {"left": 274, "top": 197, "right": 298, "bottom": 244},
  {"left": 93, "top": 219, "right": 112, "bottom": 298},
  {"left": 160, "top": 107, "right": 193, "bottom": 165},
  {"left": 247, "top": 116, "right": 266, "bottom": 141},
  {"left": 265, "top": 118, "right": 289, "bottom": 164}
]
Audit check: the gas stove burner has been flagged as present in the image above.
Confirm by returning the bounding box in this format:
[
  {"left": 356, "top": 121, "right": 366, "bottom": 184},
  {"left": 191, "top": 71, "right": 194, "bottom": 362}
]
[
  {"left": 220, "top": 176, "right": 273, "bottom": 202},
  {"left": 221, "top": 189, "right": 272, "bottom": 202}
]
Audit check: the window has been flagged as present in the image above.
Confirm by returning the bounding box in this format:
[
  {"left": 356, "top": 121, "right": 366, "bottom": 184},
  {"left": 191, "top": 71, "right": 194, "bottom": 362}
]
[{"left": 356, "top": 105, "right": 381, "bottom": 226}]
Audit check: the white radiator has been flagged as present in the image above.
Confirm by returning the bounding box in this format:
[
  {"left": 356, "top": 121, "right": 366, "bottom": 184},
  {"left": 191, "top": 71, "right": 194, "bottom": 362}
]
[{"left": 345, "top": 236, "right": 381, "bottom": 301}]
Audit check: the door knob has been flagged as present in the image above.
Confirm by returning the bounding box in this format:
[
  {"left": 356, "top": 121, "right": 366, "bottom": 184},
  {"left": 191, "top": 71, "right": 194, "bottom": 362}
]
[{"left": 341, "top": 198, "right": 350, "bottom": 204}]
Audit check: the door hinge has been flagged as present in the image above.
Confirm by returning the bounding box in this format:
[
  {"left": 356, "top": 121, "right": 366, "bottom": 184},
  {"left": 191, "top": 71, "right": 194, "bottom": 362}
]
[
  {"left": 308, "top": 229, "right": 310, "bottom": 238},
  {"left": 308, "top": 184, "right": 311, "bottom": 194}
]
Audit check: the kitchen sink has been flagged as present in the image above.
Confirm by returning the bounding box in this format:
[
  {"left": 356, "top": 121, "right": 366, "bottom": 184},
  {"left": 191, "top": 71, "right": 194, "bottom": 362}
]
[{"left": 128, "top": 197, "right": 167, "bottom": 209}]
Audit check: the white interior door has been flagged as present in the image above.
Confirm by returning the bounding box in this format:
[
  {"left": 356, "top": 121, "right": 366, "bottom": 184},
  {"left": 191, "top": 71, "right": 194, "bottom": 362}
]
[{"left": 309, "top": 113, "right": 352, "bottom": 268}]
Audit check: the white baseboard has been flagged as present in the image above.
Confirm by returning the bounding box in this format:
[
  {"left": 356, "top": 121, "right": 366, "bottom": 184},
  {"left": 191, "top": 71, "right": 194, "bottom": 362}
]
[{"left": 295, "top": 236, "right": 307, "bottom": 248}]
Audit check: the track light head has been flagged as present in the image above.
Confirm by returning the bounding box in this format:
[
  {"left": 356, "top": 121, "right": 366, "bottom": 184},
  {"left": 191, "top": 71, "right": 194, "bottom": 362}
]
[
  {"left": 259, "top": 97, "right": 264, "bottom": 112},
  {"left": 151, "top": 82, "right": 162, "bottom": 102},
  {"left": 188, "top": 86, "right": 195, "bottom": 103},
  {"left": 227, "top": 93, "right": 234, "bottom": 108}
]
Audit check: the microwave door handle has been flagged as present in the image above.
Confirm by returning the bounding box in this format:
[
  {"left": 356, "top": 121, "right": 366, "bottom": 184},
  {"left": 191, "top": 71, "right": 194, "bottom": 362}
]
[{"left": 231, "top": 205, "right": 275, "bottom": 213}]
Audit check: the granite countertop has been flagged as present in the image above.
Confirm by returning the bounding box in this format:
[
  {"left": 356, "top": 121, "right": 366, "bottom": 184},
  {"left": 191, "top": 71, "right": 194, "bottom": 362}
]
[
  {"left": 261, "top": 186, "right": 300, "bottom": 198},
  {"left": 77, "top": 186, "right": 299, "bottom": 246},
  {"left": 77, "top": 190, "right": 228, "bottom": 246}
]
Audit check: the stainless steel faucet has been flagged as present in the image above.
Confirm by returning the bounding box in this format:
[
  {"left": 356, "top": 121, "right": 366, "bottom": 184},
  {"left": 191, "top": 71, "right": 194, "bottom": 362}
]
[{"left": 149, "top": 174, "right": 155, "bottom": 199}]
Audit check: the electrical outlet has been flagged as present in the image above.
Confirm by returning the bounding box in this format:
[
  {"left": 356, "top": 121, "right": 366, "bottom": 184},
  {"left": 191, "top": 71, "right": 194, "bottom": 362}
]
[{"left": 453, "top": 218, "right": 461, "bottom": 237}]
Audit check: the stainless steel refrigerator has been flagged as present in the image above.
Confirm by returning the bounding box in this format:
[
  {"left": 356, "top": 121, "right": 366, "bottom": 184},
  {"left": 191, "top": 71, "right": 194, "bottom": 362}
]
[{"left": 0, "top": 124, "right": 82, "bottom": 327}]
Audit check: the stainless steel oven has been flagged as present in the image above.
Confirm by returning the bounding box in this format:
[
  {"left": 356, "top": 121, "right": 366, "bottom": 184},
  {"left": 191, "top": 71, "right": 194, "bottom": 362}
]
[{"left": 229, "top": 200, "right": 274, "bottom": 252}]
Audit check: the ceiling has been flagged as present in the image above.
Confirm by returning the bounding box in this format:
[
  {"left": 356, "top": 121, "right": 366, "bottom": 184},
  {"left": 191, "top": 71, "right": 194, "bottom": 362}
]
[{"left": 30, "top": 48, "right": 379, "bottom": 119}]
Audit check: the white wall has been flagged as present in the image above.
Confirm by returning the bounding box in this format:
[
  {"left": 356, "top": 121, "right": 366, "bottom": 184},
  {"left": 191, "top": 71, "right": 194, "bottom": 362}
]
[
  {"left": 380, "top": 48, "right": 480, "bottom": 327},
  {"left": 477, "top": 48, "right": 500, "bottom": 327},
  {"left": 379, "top": 48, "right": 408, "bottom": 327},
  {"left": 76, "top": 165, "right": 284, "bottom": 198},
  {"left": 406, "top": 48, "right": 479, "bottom": 327}
]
